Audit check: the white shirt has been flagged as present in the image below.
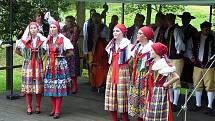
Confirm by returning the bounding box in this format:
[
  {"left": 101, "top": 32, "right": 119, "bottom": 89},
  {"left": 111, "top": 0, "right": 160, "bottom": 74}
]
[
  {"left": 198, "top": 34, "right": 207, "bottom": 62},
  {"left": 153, "top": 27, "right": 160, "bottom": 42},
  {"left": 16, "top": 33, "right": 47, "bottom": 49},
  {"left": 43, "top": 33, "right": 74, "bottom": 51}
]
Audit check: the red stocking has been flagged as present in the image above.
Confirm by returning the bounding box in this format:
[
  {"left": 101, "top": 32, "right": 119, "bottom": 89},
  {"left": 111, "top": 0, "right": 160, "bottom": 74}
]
[
  {"left": 137, "top": 117, "right": 144, "bottom": 121},
  {"left": 72, "top": 76, "right": 78, "bottom": 93},
  {"left": 110, "top": 111, "right": 117, "bottom": 121},
  {"left": 55, "top": 97, "right": 63, "bottom": 114},
  {"left": 50, "top": 97, "right": 56, "bottom": 113},
  {"left": 122, "top": 112, "right": 129, "bottom": 121},
  {"left": 35, "top": 94, "right": 42, "bottom": 111},
  {"left": 26, "top": 94, "right": 32, "bottom": 112}
]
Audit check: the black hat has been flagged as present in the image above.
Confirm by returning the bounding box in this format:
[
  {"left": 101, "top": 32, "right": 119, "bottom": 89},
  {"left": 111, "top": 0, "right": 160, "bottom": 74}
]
[{"left": 178, "top": 12, "right": 195, "bottom": 19}]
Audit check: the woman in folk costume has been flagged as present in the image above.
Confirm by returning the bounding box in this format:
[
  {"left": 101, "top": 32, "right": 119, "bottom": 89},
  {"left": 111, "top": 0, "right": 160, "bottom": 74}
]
[
  {"left": 144, "top": 42, "right": 179, "bottom": 121},
  {"left": 128, "top": 26, "right": 154, "bottom": 121},
  {"left": 62, "top": 15, "right": 81, "bottom": 94},
  {"left": 15, "top": 22, "right": 46, "bottom": 115},
  {"left": 43, "top": 21, "right": 74, "bottom": 119},
  {"left": 105, "top": 24, "right": 133, "bottom": 121}
]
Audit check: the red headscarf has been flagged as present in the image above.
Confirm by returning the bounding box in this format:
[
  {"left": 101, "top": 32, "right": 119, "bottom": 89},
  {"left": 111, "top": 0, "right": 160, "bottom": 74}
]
[
  {"left": 51, "top": 21, "right": 60, "bottom": 30},
  {"left": 29, "top": 22, "right": 39, "bottom": 30},
  {"left": 114, "top": 24, "right": 127, "bottom": 35},
  {"left": 151, "top": 42, "right": 168, "bottom": 56},
  {"left": 139, "top": 26, "right": 154, "bottom": 40}
]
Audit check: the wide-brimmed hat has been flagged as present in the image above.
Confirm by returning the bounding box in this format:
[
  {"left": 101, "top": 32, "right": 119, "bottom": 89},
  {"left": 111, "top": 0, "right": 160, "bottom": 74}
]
[{"left": 178, "top": 12, "right": 195, "bottom": 19}]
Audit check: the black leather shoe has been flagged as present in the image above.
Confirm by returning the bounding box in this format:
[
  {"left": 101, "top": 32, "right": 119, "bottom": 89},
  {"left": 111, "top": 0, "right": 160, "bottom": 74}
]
[
  {"left": 172, "top": 104, "right": 180, "bottom": 112},
  {"left": 190, "top": 105, "right": 202, "bottom": 111},
  {"left": 49, "top": 112, "right": 55, "bottom": 116},
  {"left": 53, "top": 113, "right": 60, "bottom": 119},
  {"left": 205, "top": 107, "right": 213, "bottom": 115},
  {"left": 35, "top": 106, "right": 40, "bottom": 114},
  {"left": 27, "top": 111, "right": 32, "bottom": 115}
]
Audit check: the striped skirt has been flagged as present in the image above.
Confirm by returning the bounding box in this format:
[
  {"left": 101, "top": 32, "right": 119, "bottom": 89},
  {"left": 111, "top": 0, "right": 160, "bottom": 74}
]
[
  {"left": 21, "top": 59, "right": 44, "bottom": 94},
  {"left": 144, "top": 87, "right": 171, "bottom": 121},
  {"left": 44, "top": 58, "right": 72, "bottom": 97},
  {"left": 104, "top": 64, "right": 131, "bottom": 113}
]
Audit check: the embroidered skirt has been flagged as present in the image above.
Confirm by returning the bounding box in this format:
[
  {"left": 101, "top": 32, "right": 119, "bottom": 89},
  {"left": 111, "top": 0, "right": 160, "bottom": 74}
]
[
  {"left": 128, "top": 71, "right": 148, "bottom": 117},
  {"left": 44, "top": 58, "right": 72, "bottom": 97},
  {"left": 144, "top": 87, "right": 171, "bottom": 121},
  {"left": 21, "top": 59, "right": 44, "bottom": 94},
  {"left": 104, "top": 64, "right": 131, "bottom": 113}
]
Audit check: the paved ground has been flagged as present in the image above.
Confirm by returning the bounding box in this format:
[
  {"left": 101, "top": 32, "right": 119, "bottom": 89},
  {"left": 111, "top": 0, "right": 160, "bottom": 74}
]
[{"left": 0, "top": 77, "right": 214, "bottom": 121}]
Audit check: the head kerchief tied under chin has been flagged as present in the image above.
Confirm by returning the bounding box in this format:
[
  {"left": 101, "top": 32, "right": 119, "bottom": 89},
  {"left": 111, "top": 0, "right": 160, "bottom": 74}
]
[
  {"left": 151, "top": 42, "right": 168, "bottom": 56},
  {"left": 51, "top": 21, "right": 60, "bottom": 30},
  {"left": 29, "top": 22, "right": 39, "bottom": 30},
  {"left": 139, "top": 26, "right": 154, "bottom": 40},
  {"left": 114, "top": 24, "right": 127, "bottom": 35}
]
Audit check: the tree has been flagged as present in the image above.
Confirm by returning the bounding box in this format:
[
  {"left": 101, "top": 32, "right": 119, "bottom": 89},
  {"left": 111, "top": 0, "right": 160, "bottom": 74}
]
[
  {"left": 0, "top": 0, "right": 73, "bottom": 41},
  {"left": 124, "top": 3, "right": 185, "bottom": 14}
]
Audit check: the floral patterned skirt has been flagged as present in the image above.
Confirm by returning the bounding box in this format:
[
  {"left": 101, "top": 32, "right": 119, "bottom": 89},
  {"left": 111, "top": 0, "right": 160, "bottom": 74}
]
[{"left": 44, "top": 58, "right": 72, "bottom": 97}]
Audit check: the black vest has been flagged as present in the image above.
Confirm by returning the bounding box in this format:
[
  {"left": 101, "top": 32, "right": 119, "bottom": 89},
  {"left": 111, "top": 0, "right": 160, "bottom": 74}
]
[
  {"left": 166, "top": 24, "right": 183, "bottom": 59},
  {"left": 193, "top": 32, "right": 215, "bottom": 68}
]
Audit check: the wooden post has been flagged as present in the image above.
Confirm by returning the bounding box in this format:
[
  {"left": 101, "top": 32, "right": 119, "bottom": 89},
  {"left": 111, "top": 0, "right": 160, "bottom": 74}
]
[
  {"left": 209, "top": 5, "right": 212, "bottom": 24},
  {"left": 121, "top": 0, "right": 125, "bottom": 24},
  {"left": 6, "top": 0, "right": 13, "bottom": 91},
  {"left": 146, "top": 4, "right": 152, "bottom": 25}
]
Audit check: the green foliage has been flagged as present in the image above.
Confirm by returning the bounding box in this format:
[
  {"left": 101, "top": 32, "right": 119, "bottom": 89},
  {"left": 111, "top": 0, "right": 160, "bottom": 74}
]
[
  {"left": 124, "top": 4, "right": 147, "bottom": 14},
  {"left": 160, "top": 5, "right": 185, "bottom": 14},
  {"left": 0, "top": 0, "right": 73, "bottom": 41},
  {"left": 124, "top": 4, "right": 184, "bottom": 15},
  {"left": 86, "top": 2, "right": 103, "bottom": 10}
]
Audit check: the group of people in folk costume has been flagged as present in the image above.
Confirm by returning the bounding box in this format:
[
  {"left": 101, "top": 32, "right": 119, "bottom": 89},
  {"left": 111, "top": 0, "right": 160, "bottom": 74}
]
[
  {"left": 104, "top": 12, "right": 215, "bottom": 121},
  {"left": 104, "top": 23, "right": 179, "bottom": 121},
  {"left": 15, "top": 11, "right": 80, "bottom": 119},
  {"left": 12, "top": 7, "right": 215, "bottom": 120}
]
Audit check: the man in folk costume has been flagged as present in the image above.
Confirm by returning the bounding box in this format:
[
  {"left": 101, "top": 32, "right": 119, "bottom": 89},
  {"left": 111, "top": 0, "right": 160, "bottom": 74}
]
[
  {"left": 191, "top": 21, "right": 215, "bottom": 116},
  {"left": 128, "top": 26, "right": 154, "bottom": 121},
  {"left": 178, "top": 12, "right": 198, "bottom": 94},
  {"left": 151, "top": 12, "right": 167, "bottom": 44},
  {"left": 144, "top": 42, "right": 179, "bottom": 121},
  {"left": 15, "top": 22, "right": 46, "bottom": 115},
  {"left": 105, "top": 24, "right": 133, "bottom": 121},
  {"left": 43, "top": 21, "right": 74, "bottom": 119},
  {"left": 164, "top": 13, "right": 185, "bottom": 111},
  {"left": 83, "top": 9, "right": 97, "bottom": 85},
  {"left": 127, "top": 13, "right": 145, "bottom": 44}
]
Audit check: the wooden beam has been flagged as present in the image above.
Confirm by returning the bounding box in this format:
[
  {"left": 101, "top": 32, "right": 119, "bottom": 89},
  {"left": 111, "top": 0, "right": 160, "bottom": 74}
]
[{"left": 146, "top": 4, "right": 152, "bottom": 25}]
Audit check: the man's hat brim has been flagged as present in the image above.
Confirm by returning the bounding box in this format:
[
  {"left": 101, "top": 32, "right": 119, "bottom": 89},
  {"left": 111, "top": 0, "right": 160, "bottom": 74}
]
[{"left": 177, "top": 15, "right": 195, "bottom": 19}]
